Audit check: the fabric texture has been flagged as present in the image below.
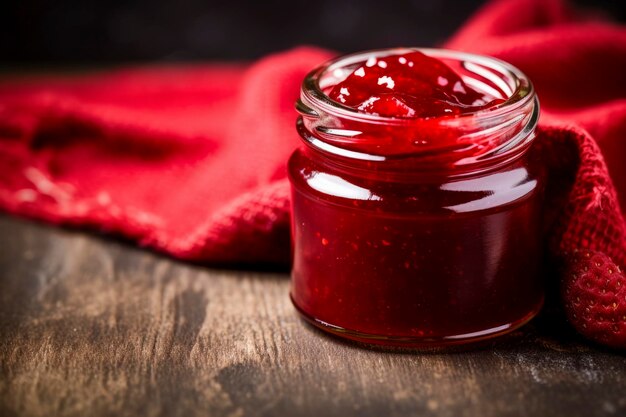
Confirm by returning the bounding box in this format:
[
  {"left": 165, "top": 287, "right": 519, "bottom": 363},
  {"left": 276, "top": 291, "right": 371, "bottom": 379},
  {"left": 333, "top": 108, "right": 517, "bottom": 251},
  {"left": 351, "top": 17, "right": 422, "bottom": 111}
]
[{"left": 0, "top": 0, "right": 625, "bottom": 342}]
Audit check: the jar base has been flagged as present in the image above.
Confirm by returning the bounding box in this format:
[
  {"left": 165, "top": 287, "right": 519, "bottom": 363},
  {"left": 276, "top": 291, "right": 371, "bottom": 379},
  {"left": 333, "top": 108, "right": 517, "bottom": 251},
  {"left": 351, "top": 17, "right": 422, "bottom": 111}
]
[{"left": 291, "top": 295, "right": 544, "bottom": 349}]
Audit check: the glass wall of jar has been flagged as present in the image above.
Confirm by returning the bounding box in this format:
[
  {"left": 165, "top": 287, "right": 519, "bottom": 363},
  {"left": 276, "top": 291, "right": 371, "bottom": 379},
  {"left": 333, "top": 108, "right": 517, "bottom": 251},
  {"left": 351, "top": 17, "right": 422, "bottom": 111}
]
[{"left": 289, "top": 48, "right": 543, "bottom": 347}]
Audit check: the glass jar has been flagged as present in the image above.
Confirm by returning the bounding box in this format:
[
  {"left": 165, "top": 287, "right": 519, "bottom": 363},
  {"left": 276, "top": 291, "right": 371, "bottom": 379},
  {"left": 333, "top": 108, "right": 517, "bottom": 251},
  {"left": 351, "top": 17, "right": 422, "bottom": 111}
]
[{"left": 288, "top": 48, "right": 543, "bottom": 347}]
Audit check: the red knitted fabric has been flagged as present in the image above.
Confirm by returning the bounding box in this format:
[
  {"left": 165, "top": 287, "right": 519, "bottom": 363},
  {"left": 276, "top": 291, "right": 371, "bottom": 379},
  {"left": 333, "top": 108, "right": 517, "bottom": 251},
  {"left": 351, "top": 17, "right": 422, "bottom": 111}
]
[{"left": 1, "top": 1, "right": 625, "bottom": 342}]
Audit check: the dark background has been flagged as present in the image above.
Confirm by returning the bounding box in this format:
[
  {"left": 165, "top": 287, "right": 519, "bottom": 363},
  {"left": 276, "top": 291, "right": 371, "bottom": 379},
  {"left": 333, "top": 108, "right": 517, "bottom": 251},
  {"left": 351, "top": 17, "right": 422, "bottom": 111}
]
[{"left": 1, "top": 0, "right": 624, "bottom": 65}]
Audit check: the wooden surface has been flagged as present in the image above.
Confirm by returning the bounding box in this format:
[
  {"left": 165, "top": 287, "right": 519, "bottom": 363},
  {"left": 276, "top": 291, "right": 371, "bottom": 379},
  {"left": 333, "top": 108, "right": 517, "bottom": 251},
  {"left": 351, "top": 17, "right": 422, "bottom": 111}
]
[{"left": 1, "top": 215, "right": 625, "bottom": 417}]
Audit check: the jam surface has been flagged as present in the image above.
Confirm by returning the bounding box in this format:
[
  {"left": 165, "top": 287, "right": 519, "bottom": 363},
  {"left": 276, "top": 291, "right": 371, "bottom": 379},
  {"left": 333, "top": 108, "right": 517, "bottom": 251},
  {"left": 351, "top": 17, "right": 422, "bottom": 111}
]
[
  {"left": 290, "top": 49, "right": 543, "bottom": 347},
  {"left": 328, "top": 51, "right": 504, "bottom": 118}
]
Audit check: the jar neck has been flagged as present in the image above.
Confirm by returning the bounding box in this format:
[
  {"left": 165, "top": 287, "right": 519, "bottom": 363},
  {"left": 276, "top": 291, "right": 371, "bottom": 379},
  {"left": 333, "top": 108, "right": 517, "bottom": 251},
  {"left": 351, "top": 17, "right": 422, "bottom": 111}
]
[{"left": 296, "top": 48, "right": 539, "bottom": 178}]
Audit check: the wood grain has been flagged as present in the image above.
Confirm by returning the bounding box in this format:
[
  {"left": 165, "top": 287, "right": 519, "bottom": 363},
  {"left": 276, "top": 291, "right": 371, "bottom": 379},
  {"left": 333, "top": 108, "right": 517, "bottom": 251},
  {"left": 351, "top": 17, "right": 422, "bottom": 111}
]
[{"left": 0, "top": 215, "right": 625, "bottom": 417}]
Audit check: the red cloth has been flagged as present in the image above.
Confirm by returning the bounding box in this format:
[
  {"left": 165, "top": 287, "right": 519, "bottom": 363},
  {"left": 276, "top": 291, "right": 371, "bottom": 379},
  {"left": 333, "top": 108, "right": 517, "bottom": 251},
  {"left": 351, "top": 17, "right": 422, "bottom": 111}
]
[
  {"left": 0, "top": 1, "right": 625, "bottom": 274},
  {"left": 0, "top": 56, "right": 331, "bottom": 264}
]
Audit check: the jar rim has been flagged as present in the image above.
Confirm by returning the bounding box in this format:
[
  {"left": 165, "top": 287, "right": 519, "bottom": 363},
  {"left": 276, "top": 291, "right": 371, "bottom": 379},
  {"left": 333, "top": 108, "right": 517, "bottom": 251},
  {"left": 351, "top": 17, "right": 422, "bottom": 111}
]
[
  {"left": 296, "top": 48, "right": 539, "bottom": 173},
  {"left": 299, "top": 47, "right": 535, "bottom": 125}
]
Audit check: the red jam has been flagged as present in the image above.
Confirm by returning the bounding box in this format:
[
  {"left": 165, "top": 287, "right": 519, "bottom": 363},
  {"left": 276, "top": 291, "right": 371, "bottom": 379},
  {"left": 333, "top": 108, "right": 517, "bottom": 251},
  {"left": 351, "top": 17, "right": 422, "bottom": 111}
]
[
  {"left": 289, "top": 49, "right": 543, "bottom": 347},
  {"left": 328, "top": 51, "right": 504, "bottom": 118}
]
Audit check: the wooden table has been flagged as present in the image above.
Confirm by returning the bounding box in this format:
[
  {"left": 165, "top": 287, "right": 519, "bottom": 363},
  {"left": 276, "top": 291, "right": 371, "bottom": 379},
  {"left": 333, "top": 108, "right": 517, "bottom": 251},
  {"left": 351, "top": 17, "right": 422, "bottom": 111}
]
[{"left": 1, "top": 215, "right": 625, "bottom": 417}]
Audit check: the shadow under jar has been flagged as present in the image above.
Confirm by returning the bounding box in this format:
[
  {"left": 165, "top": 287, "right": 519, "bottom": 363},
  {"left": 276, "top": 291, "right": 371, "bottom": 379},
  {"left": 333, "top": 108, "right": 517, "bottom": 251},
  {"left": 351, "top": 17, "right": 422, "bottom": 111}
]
[{"left": 288, "top": 48, "right": 544, "bottom": 348}]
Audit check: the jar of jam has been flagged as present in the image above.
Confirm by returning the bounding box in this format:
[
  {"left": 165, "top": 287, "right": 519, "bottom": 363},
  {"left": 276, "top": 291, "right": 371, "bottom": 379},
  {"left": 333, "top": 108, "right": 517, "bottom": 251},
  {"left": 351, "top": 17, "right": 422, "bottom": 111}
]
[{"left": 288, "top": 48, "right": 543, "bottom": 347}]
